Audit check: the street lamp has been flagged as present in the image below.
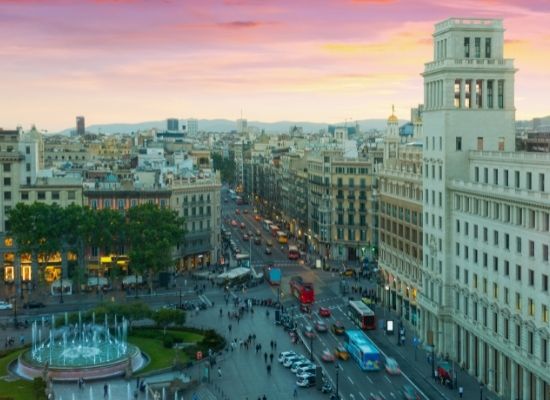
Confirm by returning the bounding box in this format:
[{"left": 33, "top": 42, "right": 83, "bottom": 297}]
[
  {"left": 479, "top": 382, "right": 484, "bottom": 400},
  {"left": 334, "top": 363, "right": 340, "bottom": 400},
  {"left": 12, "top": 296, "right": 17, "bottom": 327}
]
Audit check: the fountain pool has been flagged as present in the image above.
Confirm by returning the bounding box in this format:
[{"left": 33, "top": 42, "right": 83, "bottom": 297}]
[{"left": 15, "top": 312, "right": 145, "bottom": 381}]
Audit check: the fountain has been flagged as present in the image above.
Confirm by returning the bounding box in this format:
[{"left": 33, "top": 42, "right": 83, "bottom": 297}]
[{"left": 15, "top": 312, "right": 145, "bottom": 381}]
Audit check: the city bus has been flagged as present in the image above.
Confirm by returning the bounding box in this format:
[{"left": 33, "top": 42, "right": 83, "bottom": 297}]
[
  {"left": 288, "top": 245, "right": 300, "bottom": 260},
  {"left": 289, "top": 276, "right": 314, "bottom": 304},
  {"left": 276, "top": 231, "right": 288, "bottom": 244},
  {"left": 348, "top": 300, "right": 376, "bottom": 330},
  {"left": 344, "top": 329, "right": 381, "bottom": 371},
  {"left": 263, "top": 220, "right": 273, "bottom": 232}
]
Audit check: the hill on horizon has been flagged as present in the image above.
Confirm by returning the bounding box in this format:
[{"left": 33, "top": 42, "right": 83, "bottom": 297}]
[{"left": 55, "top": 118, "right": 397, "bottom": 135}]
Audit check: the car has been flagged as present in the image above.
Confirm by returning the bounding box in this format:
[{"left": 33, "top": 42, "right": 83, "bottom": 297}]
[
  {"left": 235, "top": 209, "right": 240, "bottom": 215},
  {"left": 231, "top": 220, "right": 238, "bottom": 227},
  {"left": 315, "top": 320, "right": 328, "bottom": 333},
  {"left": 243, "top": 234, "right": 249, "bottom": 241},
  {"left": 334, "top": 344, "right": 349, "bottom": 360},
  {"left": 266, "top": 239, "right": 274, "bottom": 247},
  {"left": 255, "top": 229, "right": 261, "bottom": 236},
  {"left": 303, "top": 325, "right": 316, "bottom": 338},
  {"left": 254, "top": 237, "right": 261, "bottom": 245},
  {"left": 283, "top": 355, "right": 304, "bottom": 368},
  {"left": 240, "top": 223, "right": 245, "bottom": 229},
  {"left": 0, "top": 301, "right": 13, "bottom": 310},
  {"left": 254, "top": 215, "right": 261, "bottom": 221},
  {"left": 321, "top": 349, "right": 335, "bottom": 363},
  {"left": 402, "top": 384, "right": 419, "bottom": 400},
  {"left": 243, "top": 209, "right": 249, "bottom": 214},
  {"left": 23, "top": 301, "right": 45, "bottom": 309},
  {"left": 296, "top": 374, "right": 316, "bottom": 387},
  {"left": 331, "top": 321, "right": 345, "bottom": 335},
  {"left": 300, "top": 303, "right": 311, "bottom": 313},
  {"left": 264, "top": 247, "right": 272, "bottom": 255},
  {"left": 278, "top": 351, "right": 297, "bottom": 363},
  {"left": 291, "top": 360, "right": 313, "bottom": 373},
  {"left": 296, "top": 366, "right": 317, "bottom": 378},
  {"left": 319, "top": 307, "right": 331, "bottom": 317},
  {"left": 234, "top": 247, "right": 241, "bottom": 254},
  {"left": 341, "top": 268, "right": 356, "bottom": 277},
  {"left": 385, "top": 357, "right": 401, "bottom": 375}
]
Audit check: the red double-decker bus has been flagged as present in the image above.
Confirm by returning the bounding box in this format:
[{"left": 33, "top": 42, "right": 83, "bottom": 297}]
[{"left": 289, "top": 276, "right": 314, "bottom": 304}]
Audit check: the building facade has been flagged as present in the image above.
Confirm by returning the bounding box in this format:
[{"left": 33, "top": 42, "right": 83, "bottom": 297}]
[{"left": 420, "top": 18, "right": 549, "bottom": 399}]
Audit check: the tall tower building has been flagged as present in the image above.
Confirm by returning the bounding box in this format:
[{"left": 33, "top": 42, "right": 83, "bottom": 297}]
[
  {"left": 419, "top": 18, "right": 543, "bottom": 398},
  {"left": 76, "top": 116, "right": 85, "bottom": 136},
  {"left": 187, "top": 118, "right": 198, "bottom": 136},
  {"left": 166, "top": 118, "right": 179, "bottom": 132}
]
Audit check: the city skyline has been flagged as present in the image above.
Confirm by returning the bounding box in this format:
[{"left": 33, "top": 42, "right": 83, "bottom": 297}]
[{"left": 1, "top": 0, "right": 549, "bottom": 131}]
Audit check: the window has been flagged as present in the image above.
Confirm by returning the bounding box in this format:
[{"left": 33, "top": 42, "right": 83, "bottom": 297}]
[
  {"left": 485, "top": 38, "right": 492, "bottom": 58},
  {"left": 464, "top": 270, "right": 469, "bottom": 285},
  {"left": 515, "top": 292, "right": 521, "bottom": 311},
  {"left": 3, "top": 177, "right": 10, "bottom": 186},
  {"left": 51, "top": 191, "right": 60, "bottom": 200},
  {"left": 504, "top": 287, "right": 509, "bottom": 304},
  {"left": 544, "top": 245, "right": 549, "bottom": 262},
  {"left": 540, "top": 173, "right": 545, "bottom": 192},
  {"left": 21, "top": 192, "right": 29, "bottom": 201},
  {"left": 454, "top": 79, "right": 461, "bottom": 108},
  {"left": 493, "top": 169, "right": 499, "bottom": 185},
  {"left": 493, "top": 283, "right": 498, "bottom": 299},
  {"left": 456, "top": 137, "right": 462, "bottom": 151},
  {"left": 464, "top": 37, "right": 470, "bottom": 58},
  {"left": 515, "top": 171, "right": 520, "bottom": 189},
  {"left": 527, "top": 172, "right": 532, "bottom": 190},
  {"left": 3, "top": 163, "right": 11, "bottom": 172},
  {"left": 498, "top": 79, "right": 504, "bottom": 109},
  {"left": 37, "top": 191, "right": 45, "bottom": 200},
  {"left": 504, "top": 169, "right": 509, "bottom": 186},
  {"left": 487, "top": 80, "right": 494, "bottom": 108},
  {"left": 504, "top": 261, "right": 510, "bottom": 277},
  {"left": 516, "top": 265, "right": 522, "bottom": 282},
  {"left": 504, "top": 318, "right": 509, "bottom": 340},
  {"left": 528, "top": 298, "right": 535, "bottom": 317},
  {"left": 543, "top": 274, "right": 548, "bottom": 292},
  {"left": 493, "top": 230, "right": 499, "bottom": 246},
  {"left": 528, "top": 331, "right": 534, "bottom": 355},
  {"left": 504, "top": 233, "right": 510, "bottom": 250},
  {"left": 3, "top": 192, "right": 11, "bottom": 201},
  {"left": 516, "top": 237, "right": 522, "bottom": 253},
  {"left": 543, "top": 305, "right": 549, "bottom": 323},
  {"left": 529, "top": 241, "right": 535, "bottom": 257},
  {"left": 542, "top": 338, "right": 548, "bottom": 364},
  {"left": 68, "top": 191, "right": 76, "bottom": 200},
  {"left": 474, "top": 37, "right": 481, "bottom": 58},
  {"left": 475, "top": 167, "right": 479, "bottom": 182}
]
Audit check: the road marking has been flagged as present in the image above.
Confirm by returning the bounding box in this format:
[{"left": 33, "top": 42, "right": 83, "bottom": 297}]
[
  {"left": 379, "top": 392, "right": 386, "bottom": 399},
  {"left": 365, "top": 375, "right": 373, "bottom": 384},
  {"left": 359, "top": 393, "right": 366, "bottom": 400},
  {"left": 389, "top": 392, "right": 396, "bottom": 398},
  {"left": 384, "top": 375, "right": 391, "bottom": 383},
  {"left": 347, "top": 376, "right": 354, "bottom": 385}
]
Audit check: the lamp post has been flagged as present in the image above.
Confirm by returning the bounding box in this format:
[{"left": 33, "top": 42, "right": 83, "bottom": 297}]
[
  {"left": 479, "top": 382, "right": 484, "bottom": 400},
  {"left": 309, "top": 334, "right": 313, "bottom": 361},
  {"left": 12, "top": 296, "right": 17, "bottom": 327},
  {"left": 59, "top": 274, "right": 64, "bottom": 304},
  {"left": 335, "top": 363, "right": 340, "bottom": 400},
  {"left": 179, "top": 287, "right": 182, "bottom": 309}
]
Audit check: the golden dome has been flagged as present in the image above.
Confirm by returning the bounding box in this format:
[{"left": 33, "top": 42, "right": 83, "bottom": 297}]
[{"left": 387, "top": 104, "right": 398, "bottom": 124}]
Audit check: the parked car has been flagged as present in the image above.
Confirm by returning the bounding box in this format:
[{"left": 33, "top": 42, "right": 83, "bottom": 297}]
[
  {"left": 264, "top": 247, "right": 272, "bottom": 255},
  {"left": 231, "top": 220, "right": 238, "bottom": 227},
  {"left": 266, "top": 239, "right": 274, "bottom": 247},
  {"left": 254, "top": 237, "right": 262, "bottom": 245},
  {"left": 240, "top": 222, "right": 245, "bottom": 229},
  {"left": 385, "top": 357, "right": 401, "bottom": 375},
  {"left": 278, "top": 351, "right": 297, "bottom": 363},
  {"left": 243, "top": 234, "right": 250, "bottom": 241},
  {"left": 243, "top": 209, "right": 248, "bottom": 214},
  {"left": 296, "top": 365, "right": 317, "bottom": 378},
  {"left": 0, "top": 301, "right": 13, "bottom": 310},
  {"left": 318, "top": 307, "right": 331, "bottom": 317},
  {"left": 321, "top": 380, "right": 333, "bottom": 393},
  {"left": 291, "top": 360, "right": 313, "bottom": 373},
  {"left": 23, "top": 301, "right": 46, "bottom": 309},
  {"left": 296, "top": 373, "right": 316, "bottom": 387},
  {"left": 341, "top": 268, "right": 356, "bottom": 277},
  {"left": 334, "top": 344, "right": 349, "bottom": 360},
  {"left": 315, "top": 320, "right": 328, "bottom": 333},
  {"left": 283, "top": 355, "right": 304, "bottom": 368},
  {"left": 331, "top": 321, "right": 345, "bottom": 335},
  {"left": 254, "top": 214, "right": 261, "bottom": 221},
  {"left": 235, "top": 209, "right": 240, "bottom": 215}
]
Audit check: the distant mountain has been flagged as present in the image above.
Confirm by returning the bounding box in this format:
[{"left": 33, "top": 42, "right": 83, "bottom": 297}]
[{"left": 55, "top": 118, "right": 396, "bottom": 135}]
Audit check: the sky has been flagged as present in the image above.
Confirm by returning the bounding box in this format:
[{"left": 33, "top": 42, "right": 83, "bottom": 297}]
[{"left": 0, "top": 0, "right": 549, "bottom": 132}]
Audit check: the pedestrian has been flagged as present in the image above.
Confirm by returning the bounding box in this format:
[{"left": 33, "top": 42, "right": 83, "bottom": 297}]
[
  {"left": 217, "top": 367, "right": 222, "bottom": 378},
  {"left": 136, "top": 377, "right": 139, "bottom": 388},
  {"left": 103, "top": 383, "right": 109, "bottom": 399},
  {"left": 267, "top": 364, "right": 271, "bottom": 375},
  {"left": 458, "top": 386, "right": 464, "bottom": 398},
  {"left": 262, "top": 395, "right": 267, "bottom": 400},
  {"left": 264, "top": 352, "right": 268, "bottom": 363},
  {"left": 228, "top": 324, "right": 232, "bottom": 333},
  {"left": 269, "top": 353, "right": 274, "bottom": 363},
  {"left": 293, "top": 386, "right": 298, "bottom": 397}
]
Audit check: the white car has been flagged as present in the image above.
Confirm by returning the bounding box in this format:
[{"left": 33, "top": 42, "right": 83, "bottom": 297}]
[
  {"left": 283, "top": 355, "right": 304, "bottom": 368},
  {"left": 291, "top": 360, "right": 314, "bottom": 373},
  {"left": 0, "top": 301, "right": 13, "bottom": 310},
  {"left": 296, "top": 373, "right": 316, "bottom": 387},
  {"left": 278, "top": 351, "right": 297, "bottom": 363},
  {"left": 296, "top": 366, "right": 317, "bottom": 378}
]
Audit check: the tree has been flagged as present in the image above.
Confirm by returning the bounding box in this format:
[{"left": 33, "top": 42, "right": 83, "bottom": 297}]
[
  {"left": 152, "top": 308, "right": 186, "bottom": 330},
  {"left": 126, "top": 203, "right": 185, "bottom": 293},
  {"left": 211, "top": 152, "right": 236, "bottom": 184}
]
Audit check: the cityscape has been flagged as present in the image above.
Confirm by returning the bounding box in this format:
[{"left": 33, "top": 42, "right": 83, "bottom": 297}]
[{"left": 1, "top": 2, "right": 550, "bottom": 400}]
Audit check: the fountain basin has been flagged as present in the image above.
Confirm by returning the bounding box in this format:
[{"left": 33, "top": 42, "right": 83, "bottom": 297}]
[{"left": 16, "top": 344, "right": 145, "bottom": 381}]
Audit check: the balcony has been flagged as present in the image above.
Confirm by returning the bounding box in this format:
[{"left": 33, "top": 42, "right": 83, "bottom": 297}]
[{"left": 424, "top": 58, "right": 514, "bottom": 73}]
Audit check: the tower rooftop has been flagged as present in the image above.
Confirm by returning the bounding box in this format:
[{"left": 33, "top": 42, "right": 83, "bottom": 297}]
[{"left": 435, "top": 18, "right": 503, "bottom": 34}]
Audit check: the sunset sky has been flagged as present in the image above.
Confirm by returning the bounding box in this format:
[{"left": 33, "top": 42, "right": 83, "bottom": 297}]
[{"left": 1, "top": 0, "right": 549, "bottom": 132}]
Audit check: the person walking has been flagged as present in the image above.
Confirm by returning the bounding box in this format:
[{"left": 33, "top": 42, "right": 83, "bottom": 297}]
[
  {"left": 264, "top": 352, "right": 268, "bottom": 363},
  {"left": 217, "top": 367, "right": 222, "bottom": 378},
  {"left": 293, "top": 385, "right": 298, "bottom": 397},
  {"left": 103, "top": 383, "right": 109, "bottom": 399},
  {"left": 269, "top": 353, "right": 274, "bottom": 363},
  {"left": 266, "top": 364, "right": 271, "bottom": 375},
  {"left": 458, "top": 386, "right": 464, "bottom": 398}
]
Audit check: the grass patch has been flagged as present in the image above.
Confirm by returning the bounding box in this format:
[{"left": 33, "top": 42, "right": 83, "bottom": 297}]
[
  {"left": 128, "top": 329, "right": 203, "bottom": 375},
  {"left": 0, "top": 348, "right": 38, "bottom": 400}
]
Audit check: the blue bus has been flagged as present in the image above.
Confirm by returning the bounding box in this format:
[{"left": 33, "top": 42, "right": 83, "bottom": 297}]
[{"left": 344, "top": 329, "right": 381, "bottom": 371}]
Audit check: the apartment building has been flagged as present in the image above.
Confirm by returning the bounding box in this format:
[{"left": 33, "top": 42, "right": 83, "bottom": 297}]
[
  {"left": 420, "top": 18, "right": 549, "bottom": 399},
  {"left": 378, "top": 111, "right": 424, "bottom": 327}
]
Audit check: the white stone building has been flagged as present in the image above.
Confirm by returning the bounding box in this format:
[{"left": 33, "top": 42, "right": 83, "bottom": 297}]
[{"left": 419, "top": 18, "right": 549, "bottom": 399}]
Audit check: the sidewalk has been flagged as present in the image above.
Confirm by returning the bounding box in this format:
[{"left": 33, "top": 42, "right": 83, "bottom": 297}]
[{"left": 371, "top": 306, "right": 497, "bottom": 400}]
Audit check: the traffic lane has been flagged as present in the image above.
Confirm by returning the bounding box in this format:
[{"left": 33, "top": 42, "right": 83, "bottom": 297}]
[{"left": 288, "top": 302, "right": 414, "bottom": 400}]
